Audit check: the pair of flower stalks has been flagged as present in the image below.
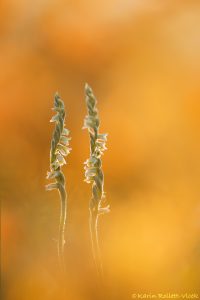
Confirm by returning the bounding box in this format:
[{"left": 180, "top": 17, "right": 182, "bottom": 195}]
[{"left": 46, "top": 84, "right": 109, "bottom": 275}]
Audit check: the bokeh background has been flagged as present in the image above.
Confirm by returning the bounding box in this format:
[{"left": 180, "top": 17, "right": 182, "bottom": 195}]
[{"left": 1, "top": 0, "right": 200, "bottom": 299}]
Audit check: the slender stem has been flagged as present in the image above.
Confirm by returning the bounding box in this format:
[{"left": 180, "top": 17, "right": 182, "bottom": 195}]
[
  {"left": 89, "top": 206, "right": 103, "bottom": 277},
  {"left": 58, "top": 185, "right": 67, "bottom": 269}
]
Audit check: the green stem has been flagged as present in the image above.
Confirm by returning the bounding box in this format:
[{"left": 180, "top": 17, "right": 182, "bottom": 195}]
[
  {"left": 58, "top": 185, "right": 67, "bottom": 270},
  {"left": 89, "top": 205, "right": 103, "bottom": 277}
]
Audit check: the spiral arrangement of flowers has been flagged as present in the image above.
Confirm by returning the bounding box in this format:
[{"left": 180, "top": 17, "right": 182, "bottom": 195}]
[
  {"left": 46, "top": 93, "right": 71, "bottom": 267},
  {"left": 83, "top": 83, "right": 109, "bottom": 275}
]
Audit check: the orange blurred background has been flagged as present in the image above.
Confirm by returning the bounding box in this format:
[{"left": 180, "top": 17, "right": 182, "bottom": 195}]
[{"left": 1, "top": 0, "right": 200, "bottom": 299}]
